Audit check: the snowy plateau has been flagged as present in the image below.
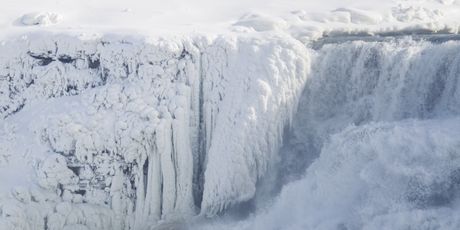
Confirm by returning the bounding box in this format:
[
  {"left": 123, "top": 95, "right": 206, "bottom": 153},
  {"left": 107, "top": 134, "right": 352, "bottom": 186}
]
[{"left": 2, "top": 0, "right": 460, "bottom": 230}]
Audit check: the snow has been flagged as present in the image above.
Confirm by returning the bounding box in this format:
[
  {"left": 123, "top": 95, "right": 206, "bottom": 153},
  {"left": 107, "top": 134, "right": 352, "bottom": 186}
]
[
  {"left": 1, "top": 0, "right": 460, "bottom": 40},
  {"left": 2, "top": 0, "right": 460, "bottom": 230},
  {"left": 20, "top": 12, "right": 62, "bottom": 26}
]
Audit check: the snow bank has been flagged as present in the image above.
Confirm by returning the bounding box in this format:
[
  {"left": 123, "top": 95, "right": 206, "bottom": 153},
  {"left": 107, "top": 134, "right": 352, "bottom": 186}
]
[{"left": 1, "top": 0, "right": 460, "bottom": 40}]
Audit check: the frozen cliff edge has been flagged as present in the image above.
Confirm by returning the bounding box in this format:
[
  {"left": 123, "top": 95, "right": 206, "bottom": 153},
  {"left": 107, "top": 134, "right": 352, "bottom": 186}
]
[{"left": 0, "top": 33, "right": 310, "bottom": 229}]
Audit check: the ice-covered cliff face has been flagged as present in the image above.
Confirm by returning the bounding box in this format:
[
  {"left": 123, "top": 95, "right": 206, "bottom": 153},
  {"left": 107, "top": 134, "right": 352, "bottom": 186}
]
[
  {"left": 0, "top": 34, "right": 310, "bottom": 229},
  {"left": 3, "top": 33, "right": 460, "bottom": 230},
  {"left": 196, "top": 38, "right": 460, "bottom": 229}
]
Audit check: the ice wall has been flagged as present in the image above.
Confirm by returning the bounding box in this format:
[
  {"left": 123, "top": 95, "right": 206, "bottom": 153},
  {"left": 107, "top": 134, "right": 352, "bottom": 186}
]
[{"left": 0, "top": 34, "right": 310, "bottom": 229}]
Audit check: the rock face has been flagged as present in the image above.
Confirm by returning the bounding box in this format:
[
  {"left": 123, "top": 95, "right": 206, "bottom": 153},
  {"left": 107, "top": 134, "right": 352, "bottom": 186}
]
[{"left": 0, "top": 34, "right": 310, "bottom": 229}]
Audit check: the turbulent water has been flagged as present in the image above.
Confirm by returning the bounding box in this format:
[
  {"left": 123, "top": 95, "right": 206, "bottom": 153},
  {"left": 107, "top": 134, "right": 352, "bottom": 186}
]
[
  {"left": 196, "top": 38, "right": 460, "bottom": 229},
  {"left": 2, "top": 35, "right": 460, "bottom": 230}
]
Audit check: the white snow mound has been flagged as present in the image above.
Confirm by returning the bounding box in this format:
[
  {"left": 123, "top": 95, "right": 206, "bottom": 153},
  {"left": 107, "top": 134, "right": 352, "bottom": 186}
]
[{"left": 20, "top": 12, "right": 61, "bottom": 26}]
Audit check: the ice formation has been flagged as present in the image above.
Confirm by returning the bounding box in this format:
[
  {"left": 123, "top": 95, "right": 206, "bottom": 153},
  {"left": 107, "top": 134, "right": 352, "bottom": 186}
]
[{"left": 0, "top": 34, "right": 310, "bottom": 229}]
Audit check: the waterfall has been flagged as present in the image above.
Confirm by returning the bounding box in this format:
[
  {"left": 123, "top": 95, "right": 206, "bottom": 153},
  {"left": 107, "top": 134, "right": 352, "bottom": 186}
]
[
  {"left": 201, "top": 37, "right": 460, "bottom": 230},
  {"left": 3, "top": 33, "right": 460, "bottom": 230}
]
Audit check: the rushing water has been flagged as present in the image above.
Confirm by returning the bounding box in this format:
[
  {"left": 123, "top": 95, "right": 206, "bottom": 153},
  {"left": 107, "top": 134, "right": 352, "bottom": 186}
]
[{"left": 196, "top": 37, "right": 460, "bottom": 230}]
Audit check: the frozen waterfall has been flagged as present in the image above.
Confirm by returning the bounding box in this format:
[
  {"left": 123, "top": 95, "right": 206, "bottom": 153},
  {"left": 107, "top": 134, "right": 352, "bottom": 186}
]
[
  {"left": 2, "top": 34, "right": 460, "bottom": 230},
  {"left": 0, "top": 34, "right": 310, "bottom": 230}
]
